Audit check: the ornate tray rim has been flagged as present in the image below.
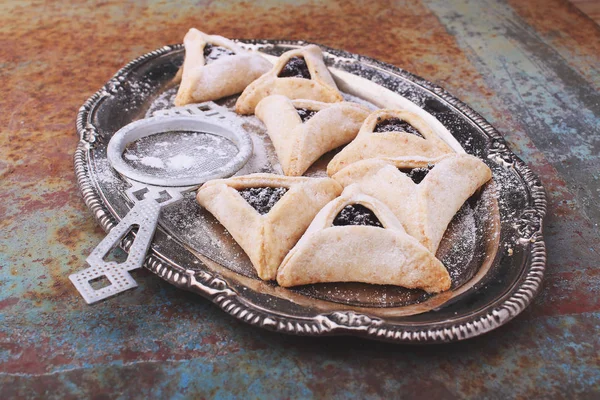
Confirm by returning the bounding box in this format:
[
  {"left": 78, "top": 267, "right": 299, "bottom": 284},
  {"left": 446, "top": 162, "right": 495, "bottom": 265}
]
[{"left": 74, "top": 40, "right": 547, "bottom": 343}]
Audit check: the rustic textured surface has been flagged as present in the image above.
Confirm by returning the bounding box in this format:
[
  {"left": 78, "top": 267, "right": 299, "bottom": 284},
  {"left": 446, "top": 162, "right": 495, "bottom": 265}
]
[
  {"left": 571, "top": 0, "right": 600, "bottom": 25},
  {"left": 1, "top": 0, "right": 599, "bottom": 398}
]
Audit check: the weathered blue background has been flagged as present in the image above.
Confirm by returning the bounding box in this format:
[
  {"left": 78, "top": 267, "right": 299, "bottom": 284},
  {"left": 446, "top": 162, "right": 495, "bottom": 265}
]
[{"left": 1, "top": 0, "right": 598, "bottom": 398}]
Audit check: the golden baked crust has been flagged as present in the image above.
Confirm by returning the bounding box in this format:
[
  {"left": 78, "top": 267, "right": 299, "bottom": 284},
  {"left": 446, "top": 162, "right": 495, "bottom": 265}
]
[
  {"left": 174, "top": 29, "right": 272, "bottom": 106},
  {"left": 327, "top": 109, "right": 455, "bottom": 175},
  {"left": 332, "top": 154, "right": 492, "bottom": 254},
  {"left": 276, "top": 185, "right": 451, "bottom": 293},
  {"left": 196, "top": 174, "right": 342, "bottom": 280},
  {"left": 235, "top": 45, "right": 344, "bottom": 115},
  {"left": 255, "top": 95, "right": 370, "bottom": 176}
]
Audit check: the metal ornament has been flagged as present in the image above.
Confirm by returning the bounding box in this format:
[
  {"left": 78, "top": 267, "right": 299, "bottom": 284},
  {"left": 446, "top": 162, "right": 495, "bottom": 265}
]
[{"left": 70, "top": 104, "right": 253, "bottom": 303}]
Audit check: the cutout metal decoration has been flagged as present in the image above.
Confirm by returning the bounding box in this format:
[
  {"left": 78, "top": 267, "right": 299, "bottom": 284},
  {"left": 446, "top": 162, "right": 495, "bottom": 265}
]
[{"left": 70, "top": 104, "right": 252, "bottom": 303}]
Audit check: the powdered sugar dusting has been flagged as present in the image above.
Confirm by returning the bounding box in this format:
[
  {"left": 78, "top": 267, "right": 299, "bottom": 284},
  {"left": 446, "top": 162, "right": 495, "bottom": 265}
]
[
  {"left": 342, "top": 92, "right": 378, "bottom": 110},
  {"left": 146, "top": 87, "right": 178, "bottom": 117},
  {"left": 436, "top": 202, "right": 478, "bottom": 286},
  {"left": 167, "top": 154, "right": 196, "bottom": 170},
  {"left": 122, "top": 130, "right": 238, "bottom": 180},
  {"left": 139, "top": 156, "right": 165, "bottom": 169}
]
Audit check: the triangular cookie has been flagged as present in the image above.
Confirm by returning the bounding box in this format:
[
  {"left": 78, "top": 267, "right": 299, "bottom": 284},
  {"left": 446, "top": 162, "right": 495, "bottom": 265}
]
[
  {"left": 235, "top": 45, "right": 344, "bottom": 115},
  {"left": 332, "top": 154, "right": 492, "bottom": 254},
  {"left": 327, "top": 109, "right": 455, "bottom": 175},
  {"left": 276, "top": 185, "right": 451, "bottom": 293},
  {"left": 174, "top": 29, "right": 272, "bottom": 106},
  {"left": 255, "top": 95, "right": 370, "bottom": 176},
  {"left": 196, "top": 174, "right": 342, "bottom": 280}
]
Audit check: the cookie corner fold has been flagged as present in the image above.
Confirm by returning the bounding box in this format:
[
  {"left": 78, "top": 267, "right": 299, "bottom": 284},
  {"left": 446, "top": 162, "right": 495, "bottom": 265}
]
[
  {"left": 196, "top": 174, "right": 342, "bottom": 281},
  {"left": 174, "top": 29, "right": 272, "bottom": 106},
  {"left": 235, "top": 45, "right": 344, "bottom": 115},
  {"left": 276, "top": 186, "right": 451, "bottom": 293},
  {"left": 327, "top": 108, "right": 456, "bottom": 176},
  {"left": 329, "top": 154, "right": 493, "bottom": 255},
  {"left": 256, "top": 95, "right": 370, "bottom": 176}
]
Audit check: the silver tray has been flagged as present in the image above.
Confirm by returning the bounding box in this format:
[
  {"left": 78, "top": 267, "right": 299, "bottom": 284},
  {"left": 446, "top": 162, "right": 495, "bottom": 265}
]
[{"left": 74, "top": 40, "right": 547, "bottom": 343}]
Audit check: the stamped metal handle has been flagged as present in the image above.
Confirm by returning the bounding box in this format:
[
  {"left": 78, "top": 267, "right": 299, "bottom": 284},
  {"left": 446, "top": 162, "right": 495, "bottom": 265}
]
[{"left": 69, "top": 186, "right": 181, "bottom": 304}]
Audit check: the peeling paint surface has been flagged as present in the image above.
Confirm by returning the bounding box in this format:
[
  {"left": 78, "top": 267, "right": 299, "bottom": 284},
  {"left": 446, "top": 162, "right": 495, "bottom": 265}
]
[{"left": 1, "top": 0, "right": 599, "bottom": 398}]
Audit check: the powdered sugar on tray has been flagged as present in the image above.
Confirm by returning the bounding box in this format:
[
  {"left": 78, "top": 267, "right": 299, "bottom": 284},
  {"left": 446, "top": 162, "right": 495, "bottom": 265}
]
[
  {"left": 145, "top": 87, "right": 178, "bottom": 117},
  {"left": 342, "top": 92, "right": 379, "bottom": 110}
]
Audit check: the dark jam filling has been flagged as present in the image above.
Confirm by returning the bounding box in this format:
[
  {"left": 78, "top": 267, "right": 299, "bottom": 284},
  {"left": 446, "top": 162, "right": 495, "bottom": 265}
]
[
  {"left": 332, "top": 204, "right": 383, "bottom": 228},
  {"left": 238, "top": 187, "right": 288, "bottom": 215},
  {"left": 296, "top": 108, "right": 319, "bottom": 122},
  {"left": 374, "top": 117, "right": 424, "bottom": 138},
  {"left": 278, "top": 56, "right": 311, "bottom": 79},
  {"left": 399, "top": 165, "right": 435, "bottom": 184},
  {"left": 203, "top": 43, "right": 236, "bottom": 64}
]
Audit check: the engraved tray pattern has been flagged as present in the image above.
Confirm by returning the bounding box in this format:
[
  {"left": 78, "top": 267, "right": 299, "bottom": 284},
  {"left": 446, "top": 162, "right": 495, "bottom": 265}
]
[{"left": 74, "top": 41, "right": 547, "bottom": 343}]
